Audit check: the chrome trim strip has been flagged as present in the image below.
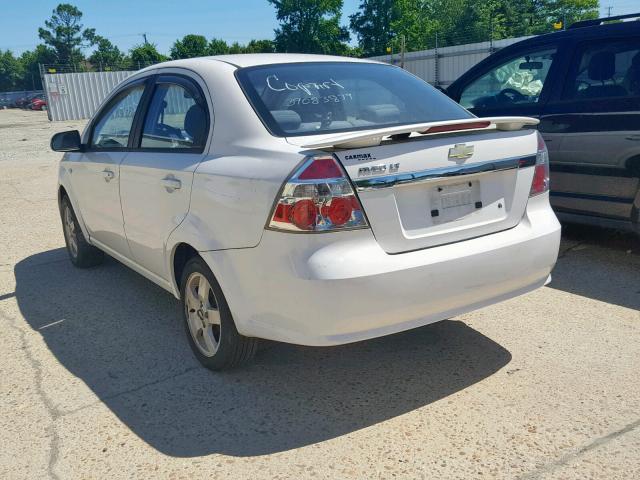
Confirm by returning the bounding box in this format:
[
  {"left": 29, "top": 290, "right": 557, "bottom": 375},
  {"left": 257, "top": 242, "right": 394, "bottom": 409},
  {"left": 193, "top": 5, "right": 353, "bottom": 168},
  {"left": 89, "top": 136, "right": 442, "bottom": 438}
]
[{"left": 354, "top": 155, "right": 537, "bottom": 191}]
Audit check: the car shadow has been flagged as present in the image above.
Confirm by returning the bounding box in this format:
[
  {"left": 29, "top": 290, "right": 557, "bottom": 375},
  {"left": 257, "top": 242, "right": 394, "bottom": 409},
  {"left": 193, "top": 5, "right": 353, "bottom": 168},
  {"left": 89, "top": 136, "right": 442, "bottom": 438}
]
[
  {"left": 549, "top": 224, "right": 640, "bottom": 311},
  {"left": 15, "top": 248, "right": 511, "bottom": 458}
]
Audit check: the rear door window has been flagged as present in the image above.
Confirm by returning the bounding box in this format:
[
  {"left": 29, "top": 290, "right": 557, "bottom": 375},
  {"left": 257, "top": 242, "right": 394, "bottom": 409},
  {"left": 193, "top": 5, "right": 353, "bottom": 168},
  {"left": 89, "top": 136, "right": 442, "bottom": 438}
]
[
  {"left": 562, "top": 38, "right": 640, "bottom": 100},
  {"left": 140, "top": 81, "right": 208, "bottom": 150},
  {"left": 236, "top": 62, "right": 471, "bottom": 137}
]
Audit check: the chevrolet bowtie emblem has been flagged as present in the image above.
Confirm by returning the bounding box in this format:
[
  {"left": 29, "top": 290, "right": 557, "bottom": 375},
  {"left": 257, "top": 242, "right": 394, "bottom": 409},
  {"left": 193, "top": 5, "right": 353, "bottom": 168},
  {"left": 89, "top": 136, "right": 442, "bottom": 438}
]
[{"left": 448, "top": 143, "right": 474, "bottom": 162}]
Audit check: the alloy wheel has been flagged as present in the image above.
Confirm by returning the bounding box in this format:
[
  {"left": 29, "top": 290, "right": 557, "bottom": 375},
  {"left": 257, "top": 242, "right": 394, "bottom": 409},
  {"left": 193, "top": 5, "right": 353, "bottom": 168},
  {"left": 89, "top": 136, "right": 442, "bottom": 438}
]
[{"left": 185, "top": 272, "right": 221, "bottom": 357}]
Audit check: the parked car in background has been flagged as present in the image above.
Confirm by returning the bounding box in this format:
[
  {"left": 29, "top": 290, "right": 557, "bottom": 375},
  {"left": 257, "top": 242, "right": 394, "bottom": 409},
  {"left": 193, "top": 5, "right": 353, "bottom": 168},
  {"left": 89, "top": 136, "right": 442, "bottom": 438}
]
[
  {"left": 51, "top": 54, "right": 560, "bottom": 370},
  {"left": 30, "top": 96, "right": 47, "bottom": 111},
  {"left": 447, "top": 13, "right": 640, "bottom": 234},
  {"left": 14, "top": 96, "right": 31, "bottom": 108}
]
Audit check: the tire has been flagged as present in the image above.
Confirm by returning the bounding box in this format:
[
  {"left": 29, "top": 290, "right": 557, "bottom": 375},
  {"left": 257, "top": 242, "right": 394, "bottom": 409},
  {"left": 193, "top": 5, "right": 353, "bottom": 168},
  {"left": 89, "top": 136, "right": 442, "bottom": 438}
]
[
  {"left": 60, "top": 195, "right": 104, "bottom": 268},
  {"left": 180, "top": 257, "right": 258, "bottom": 371}
]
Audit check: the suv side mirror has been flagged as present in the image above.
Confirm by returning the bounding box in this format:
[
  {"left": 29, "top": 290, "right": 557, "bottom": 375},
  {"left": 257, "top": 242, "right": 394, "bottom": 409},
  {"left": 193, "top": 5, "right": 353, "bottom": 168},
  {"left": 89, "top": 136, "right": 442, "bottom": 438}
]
[{"left": 51, "top": 130, "right": 83, "bottom": 152}]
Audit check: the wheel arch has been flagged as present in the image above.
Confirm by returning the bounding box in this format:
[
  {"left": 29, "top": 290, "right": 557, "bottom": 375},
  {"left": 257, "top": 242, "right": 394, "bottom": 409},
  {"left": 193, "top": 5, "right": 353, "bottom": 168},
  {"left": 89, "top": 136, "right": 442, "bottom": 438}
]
[
  {"left": 57, "top": 180, "right": 91, "bottom": 242},
  {"left": 171, "top": 242, "right": 201, "bottom": 296}
]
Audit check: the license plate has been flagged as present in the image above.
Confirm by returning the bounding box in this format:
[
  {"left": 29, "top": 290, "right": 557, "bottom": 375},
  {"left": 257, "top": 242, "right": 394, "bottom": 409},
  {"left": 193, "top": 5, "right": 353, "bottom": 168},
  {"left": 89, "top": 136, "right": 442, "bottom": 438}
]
[
  {"left": 430, "top": 181, "right": 480, "bottom": 223},
  {"left": 440, "top": 184, "right": 473, "bottom": 209}
]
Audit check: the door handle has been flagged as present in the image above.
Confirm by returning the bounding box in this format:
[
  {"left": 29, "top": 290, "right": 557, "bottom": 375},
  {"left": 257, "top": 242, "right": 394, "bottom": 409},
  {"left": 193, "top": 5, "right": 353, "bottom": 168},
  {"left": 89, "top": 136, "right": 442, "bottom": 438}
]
[
  {"left": 102, "top": 169, "right": 115, "bottom": 182},
  {"left": 161, "top": 176, "right": 182, "bottom": 192}
]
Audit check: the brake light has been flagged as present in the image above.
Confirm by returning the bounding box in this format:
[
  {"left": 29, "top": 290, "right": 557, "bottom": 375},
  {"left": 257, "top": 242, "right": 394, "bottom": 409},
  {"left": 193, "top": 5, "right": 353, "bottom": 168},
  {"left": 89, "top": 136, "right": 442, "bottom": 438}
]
[
  {"left": 420, "top": 121, "right": 491, "bottom": 135},
  {"left": 530, "top": 131, "right": 550, "bottom": 197},
  {"left": 268, "top": 155, "right": 369, "bottom": 232}
]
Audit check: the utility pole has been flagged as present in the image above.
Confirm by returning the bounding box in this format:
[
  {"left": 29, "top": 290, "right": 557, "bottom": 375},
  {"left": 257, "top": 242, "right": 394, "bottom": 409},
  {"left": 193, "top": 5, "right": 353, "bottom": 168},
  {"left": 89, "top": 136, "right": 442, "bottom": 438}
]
[
  {"left": 400, "top": 34, "right": 405, "bottom": 69},
  {"left": 606, "top": 6, "right": 613, "bottom": 17},
  {"left": 142, "top": 33, "right": 149, "bottom": 45}
]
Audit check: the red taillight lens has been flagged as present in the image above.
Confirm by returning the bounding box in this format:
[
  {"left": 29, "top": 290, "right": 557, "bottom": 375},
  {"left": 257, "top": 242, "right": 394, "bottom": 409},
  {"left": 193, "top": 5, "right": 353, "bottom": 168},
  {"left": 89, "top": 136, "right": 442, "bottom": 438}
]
[
  {"left": 530, "top": 131, "right": 550, "bottom": 197},
  {"left": 297, "top": 158, "right": 342, "bottom": 180},
  {"left": 268, "top": 156, "right": 369, "bottom": 232},
  {"left": 290, "top": 199, "right": 317, "bottom": 230}
]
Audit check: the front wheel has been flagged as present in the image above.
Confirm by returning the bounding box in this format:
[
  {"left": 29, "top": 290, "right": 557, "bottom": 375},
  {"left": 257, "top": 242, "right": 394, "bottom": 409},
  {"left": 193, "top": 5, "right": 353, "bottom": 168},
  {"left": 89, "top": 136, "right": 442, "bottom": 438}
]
[
  {"left": 180, "top": 257, "right": 258, "bottom": 371},
  {"left": 60, "top": 196, "right": 104, "bottom": 268}
]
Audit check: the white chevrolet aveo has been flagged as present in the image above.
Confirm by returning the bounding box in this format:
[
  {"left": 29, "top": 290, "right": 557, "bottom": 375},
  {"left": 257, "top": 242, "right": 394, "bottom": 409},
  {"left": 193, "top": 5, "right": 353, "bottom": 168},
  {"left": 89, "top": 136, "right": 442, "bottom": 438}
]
[{"left": 52, "top": 54, "right": 561, "bottom": 370}]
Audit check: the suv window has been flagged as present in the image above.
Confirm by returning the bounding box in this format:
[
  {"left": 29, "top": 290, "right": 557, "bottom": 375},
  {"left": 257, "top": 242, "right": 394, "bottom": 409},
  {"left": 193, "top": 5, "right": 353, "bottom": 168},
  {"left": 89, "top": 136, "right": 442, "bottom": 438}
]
[
  {"left": 140, "top": 82, "right": 207, "bottom": 149},
  {"left": 563, "top": 39, "right": 640, "bottom": 100},
  {"left": 459, "top": 48, "right": 557, "bottom": 109},
  {"left": 91, "top": 85, "right": 145, "bottom": 149}
]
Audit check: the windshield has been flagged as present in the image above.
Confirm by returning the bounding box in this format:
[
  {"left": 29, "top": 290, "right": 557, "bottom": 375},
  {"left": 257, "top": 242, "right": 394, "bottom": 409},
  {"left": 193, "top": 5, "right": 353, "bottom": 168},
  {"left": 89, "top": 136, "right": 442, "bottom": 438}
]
[{"left": 236, "top": 62, "right": 473, "bottom": 137}]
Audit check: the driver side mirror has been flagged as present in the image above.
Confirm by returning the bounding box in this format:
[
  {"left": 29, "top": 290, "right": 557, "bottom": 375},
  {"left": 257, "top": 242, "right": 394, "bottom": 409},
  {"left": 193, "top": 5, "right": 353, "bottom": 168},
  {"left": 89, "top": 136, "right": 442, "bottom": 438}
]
[{"left": 51, "top": 130, "right": 83, "bottom": 152}]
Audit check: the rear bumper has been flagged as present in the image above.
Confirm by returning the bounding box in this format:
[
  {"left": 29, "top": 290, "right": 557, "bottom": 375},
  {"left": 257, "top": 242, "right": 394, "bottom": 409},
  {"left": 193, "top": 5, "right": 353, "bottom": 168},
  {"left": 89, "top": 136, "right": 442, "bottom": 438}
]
[{"left": 202, "top": 193, "right": 561, "bottom": 346}]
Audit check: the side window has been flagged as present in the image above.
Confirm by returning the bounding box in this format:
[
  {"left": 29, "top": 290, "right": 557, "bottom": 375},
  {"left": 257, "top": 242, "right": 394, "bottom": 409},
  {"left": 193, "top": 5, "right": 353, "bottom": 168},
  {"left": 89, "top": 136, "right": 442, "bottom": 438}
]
[
  {"left": 563, "top": 39, "right": 640, "bottom": 100},
  {"left": 459, "top": 48, "right": 557, "bottom": 109},
  {"left": 140, "top": 82, "right": 207, "bottom": 150},
  {"left": 91, "top": 85, "right": 145, "bottom": 149}
]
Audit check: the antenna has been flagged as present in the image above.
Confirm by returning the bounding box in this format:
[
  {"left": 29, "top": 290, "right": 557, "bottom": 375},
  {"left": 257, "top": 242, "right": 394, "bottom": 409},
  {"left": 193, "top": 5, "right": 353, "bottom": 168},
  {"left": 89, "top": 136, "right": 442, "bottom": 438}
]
[
  {"left": 141, "top": 33, "right": 149, "bottom": 45},
  {"left": 606, "top": 6, "right": 613, "bottom": 17}
]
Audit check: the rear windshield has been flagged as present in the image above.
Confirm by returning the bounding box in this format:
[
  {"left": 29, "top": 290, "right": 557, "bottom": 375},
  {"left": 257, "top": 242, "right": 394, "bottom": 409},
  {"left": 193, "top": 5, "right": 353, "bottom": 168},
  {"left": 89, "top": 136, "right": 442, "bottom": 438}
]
[{"left": 235, "top": 62, "right": 472, "bottom": 137}]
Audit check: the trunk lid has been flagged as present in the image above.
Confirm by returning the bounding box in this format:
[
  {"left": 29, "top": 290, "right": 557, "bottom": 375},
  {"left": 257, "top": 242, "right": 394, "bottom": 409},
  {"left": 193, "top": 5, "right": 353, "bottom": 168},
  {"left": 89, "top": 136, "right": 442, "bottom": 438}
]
[{"left": 290, "top": 127, "right": 539, "bottom": 253}]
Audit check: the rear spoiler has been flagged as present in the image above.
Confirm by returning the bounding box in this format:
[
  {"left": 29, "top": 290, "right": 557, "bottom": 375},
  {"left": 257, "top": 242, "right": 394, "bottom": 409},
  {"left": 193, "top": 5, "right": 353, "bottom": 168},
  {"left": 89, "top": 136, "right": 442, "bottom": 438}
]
[{"left": 300, "top": 116, "right": 539, "bottom": 150}]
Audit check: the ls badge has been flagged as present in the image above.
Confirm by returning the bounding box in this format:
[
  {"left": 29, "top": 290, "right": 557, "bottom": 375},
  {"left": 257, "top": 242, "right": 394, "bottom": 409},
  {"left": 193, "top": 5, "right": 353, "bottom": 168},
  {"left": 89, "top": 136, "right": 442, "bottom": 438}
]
[{"left": 448, "top": 143, "right": 474, "bottom": 163}]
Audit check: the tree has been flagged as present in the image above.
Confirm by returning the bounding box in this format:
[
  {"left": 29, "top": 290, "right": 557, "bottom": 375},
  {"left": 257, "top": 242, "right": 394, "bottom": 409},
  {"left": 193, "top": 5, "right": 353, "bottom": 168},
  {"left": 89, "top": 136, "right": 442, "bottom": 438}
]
[
  {"left": 268, "top": 0, "right": 350, "bottom": 54},
  {"left": 208, "top": 38, "right": 229, "bottom": 55},
  {"left": 88, "top": 36, "right": 124, "bottom": 69},
  {"left": 170, "top": 34, "right": 209, "bottom": 59},
  {"left": 0, "top": 51, "right": 23, "bottom": 91},
  {"left": 38, "top": 3, "right": 95, "bottom": 64},
  {"left": 350, "top": 0, "right": 398, "bottom": 56},
  {"left": 18, "top": 45, "right": 57, "bottom": 90},
  {"left": 129, "top": 43, "right": 168, "bottom": 67},
  {"left": 243, "top": 39, "right": 276, "bottom": 53},
  {"left": 227, "top": 42, "right": 245, "bottom": 54},
  {"left": 537, "top": 0, "right": 599, "bottom": 31}
]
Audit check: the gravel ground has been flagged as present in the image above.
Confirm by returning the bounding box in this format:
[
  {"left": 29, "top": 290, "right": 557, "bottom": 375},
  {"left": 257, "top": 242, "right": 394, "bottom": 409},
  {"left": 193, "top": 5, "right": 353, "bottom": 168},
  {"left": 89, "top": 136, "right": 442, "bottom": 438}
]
[{"left": 0, "top": 108, "right": 638, "bottom": 480}]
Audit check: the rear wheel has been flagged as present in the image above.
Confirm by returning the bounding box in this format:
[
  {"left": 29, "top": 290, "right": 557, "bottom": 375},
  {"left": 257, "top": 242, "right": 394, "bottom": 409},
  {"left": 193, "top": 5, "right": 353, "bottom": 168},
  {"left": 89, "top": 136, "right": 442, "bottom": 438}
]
[
  {"left": 60, "top": 196, "right": 104, "bottom": 267},
  {"left": 180, "top": 257, "right": 258, "bottom": 370}
]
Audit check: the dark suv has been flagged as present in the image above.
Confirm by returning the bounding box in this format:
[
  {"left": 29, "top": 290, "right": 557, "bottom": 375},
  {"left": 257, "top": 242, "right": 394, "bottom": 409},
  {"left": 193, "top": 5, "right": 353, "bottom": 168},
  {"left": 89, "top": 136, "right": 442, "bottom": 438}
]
[{"left": 447, "top": 14, "right": 640, "bottom": 233}]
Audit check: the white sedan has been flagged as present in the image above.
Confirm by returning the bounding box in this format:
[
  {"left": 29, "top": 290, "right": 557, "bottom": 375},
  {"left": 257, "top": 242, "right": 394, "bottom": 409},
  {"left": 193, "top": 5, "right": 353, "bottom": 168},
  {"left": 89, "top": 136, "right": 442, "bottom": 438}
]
[{"left": 51, "top": 54, "right": 561, "bottom": 370}]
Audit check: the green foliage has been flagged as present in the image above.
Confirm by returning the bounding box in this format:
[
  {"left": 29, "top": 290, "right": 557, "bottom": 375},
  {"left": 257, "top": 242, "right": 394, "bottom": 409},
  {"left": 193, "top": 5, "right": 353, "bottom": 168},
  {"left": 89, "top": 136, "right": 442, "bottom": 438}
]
[
  {"left": 384, "top": 0, "right": 600, "bottom": 50},
  {"left": 18, "top": 45, "right": 57, "bottom": 90},
  {"left": 170, "top": 35, "right": 210, "bottom": 59},
  {"left": 38, "top": 3, "right": 95, "bottom": 64},
  {"left": 0, "top": 50, "right": 23, "bottom": 91},
  {"left": 243, "top": 39, "right": 276, "bottom": 53},
  {"left": 88, "top": 36, "right": 125, "bottom": 68},
  {"left": 350, "top": 0, "right": 398, "bottom": 56},
  {"left": 268, "top": 0, "right": 350, "bottom": 54},
  {"left": 129, "top": 43, "right": 168, "bottom": 67},
  {"left": 208, "top": 38, "right": 230, "bottom": 55}
]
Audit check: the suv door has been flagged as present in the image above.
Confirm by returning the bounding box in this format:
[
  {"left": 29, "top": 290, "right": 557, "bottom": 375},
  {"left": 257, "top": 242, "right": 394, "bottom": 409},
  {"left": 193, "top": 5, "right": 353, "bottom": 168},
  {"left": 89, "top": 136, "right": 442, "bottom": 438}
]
[
  {"left": 542, "top": 37, "right": 640, "bottom": 221},
  {"left": 70, "top": 82, "right": 147, "bottom": 255},
  {"left": 119, "top": 73, "right": 210, "bottom": 280}
]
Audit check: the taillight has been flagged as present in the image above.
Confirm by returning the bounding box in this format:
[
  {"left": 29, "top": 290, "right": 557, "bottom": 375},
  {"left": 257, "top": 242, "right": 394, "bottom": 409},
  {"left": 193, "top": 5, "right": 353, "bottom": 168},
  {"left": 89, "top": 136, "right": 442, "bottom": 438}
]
[
  {"left": 268, "top": 155, "right": 369, "bottom": 232},
  {"left": 530, "top": 131, "right": 550, "bottom": 197}
]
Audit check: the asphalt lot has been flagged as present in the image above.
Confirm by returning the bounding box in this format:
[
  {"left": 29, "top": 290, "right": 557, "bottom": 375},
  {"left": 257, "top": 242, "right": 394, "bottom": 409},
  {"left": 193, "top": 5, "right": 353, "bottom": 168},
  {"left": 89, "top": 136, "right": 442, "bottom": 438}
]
[{"left": 0, "top": 108, "right": 638, "bottom": 479}]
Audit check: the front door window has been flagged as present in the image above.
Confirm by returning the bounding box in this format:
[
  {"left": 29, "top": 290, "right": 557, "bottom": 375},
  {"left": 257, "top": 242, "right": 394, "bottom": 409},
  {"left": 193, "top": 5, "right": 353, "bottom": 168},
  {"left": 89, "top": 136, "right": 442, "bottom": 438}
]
[{"left": 459, "top": 48, "right": 557, "bottom": 109}]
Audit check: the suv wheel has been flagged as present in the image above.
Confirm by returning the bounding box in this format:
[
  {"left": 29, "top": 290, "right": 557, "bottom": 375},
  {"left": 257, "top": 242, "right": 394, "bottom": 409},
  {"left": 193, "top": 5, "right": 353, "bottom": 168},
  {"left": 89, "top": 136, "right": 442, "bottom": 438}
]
[
  {"left": 60, "top": 196, "right": 104, "bottom": 267},
  {"left": 180, "top": 257, "right": 258, "bottom": 370}
]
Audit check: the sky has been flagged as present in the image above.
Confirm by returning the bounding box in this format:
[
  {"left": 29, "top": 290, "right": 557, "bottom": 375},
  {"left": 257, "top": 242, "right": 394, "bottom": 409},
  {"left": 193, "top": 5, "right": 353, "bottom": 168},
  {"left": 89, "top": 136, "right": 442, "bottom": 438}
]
[{"left": 1, "top": 0, "right": 638, "bottom": 56}]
